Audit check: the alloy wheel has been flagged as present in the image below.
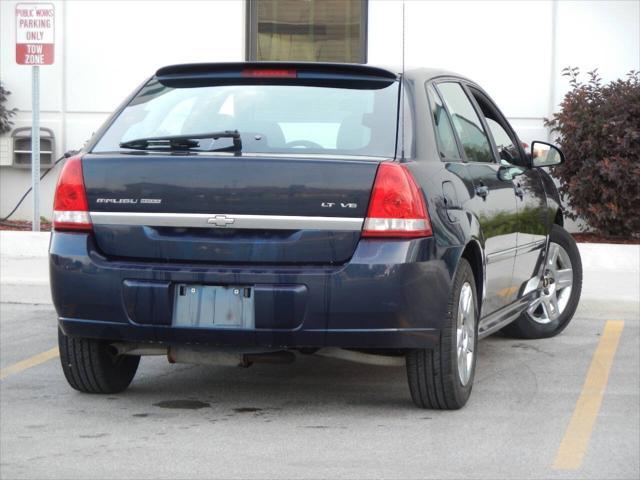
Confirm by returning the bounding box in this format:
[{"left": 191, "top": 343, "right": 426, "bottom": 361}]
[
  {"left": 527, "top": 242, "right": 573, "bottom": 324},
  {"left": 456, "top": 282, "right": 476, "bottom": 386}
]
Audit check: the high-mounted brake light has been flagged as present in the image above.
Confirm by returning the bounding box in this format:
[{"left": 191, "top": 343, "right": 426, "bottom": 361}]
[
  {"left": 53, "top": 155, "right": 92, "bottom": 232},
  {"left": 362, "top": 163, "right": 432, "bottom": 238},
  {"left": 242, "top": 68, "right": 297, "bottom": 78}
]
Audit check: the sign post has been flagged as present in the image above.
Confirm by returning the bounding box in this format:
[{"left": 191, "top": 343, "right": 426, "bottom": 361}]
[
  {"left": 31, "top": 66, "right": 40, "bottom": 231},
  {"left": 16, "top": 3, "right": 54, "bottom": 232}
]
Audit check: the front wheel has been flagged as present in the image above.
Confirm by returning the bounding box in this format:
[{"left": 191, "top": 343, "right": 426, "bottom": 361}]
[
  {"left": 502, "top": 224, "right": 582, "bottom": 339},
  {"left": 406, "top": 258, "right": 478, "bottom": 409}
]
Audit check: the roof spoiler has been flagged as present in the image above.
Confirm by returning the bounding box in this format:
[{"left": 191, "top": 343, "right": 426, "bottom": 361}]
[{"left": 155, "top": 62, "right": 398, "bottom": 89}]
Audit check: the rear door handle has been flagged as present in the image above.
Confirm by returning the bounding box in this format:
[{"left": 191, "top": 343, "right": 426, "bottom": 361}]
[{"left": 475, "top": 185, "right": 489, "bottom": 199}]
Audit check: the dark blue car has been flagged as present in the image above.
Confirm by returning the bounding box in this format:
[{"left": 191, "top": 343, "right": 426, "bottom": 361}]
[{"left": 51, "top": 63, "right": 582, "bottom": 409}]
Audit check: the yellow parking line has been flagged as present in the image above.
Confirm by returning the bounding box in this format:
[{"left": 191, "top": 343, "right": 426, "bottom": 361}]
[
  {"left": 0, "top": 347, "right": 59, "bottom": 380},
  {"left": 553, "top": 320, "right": 624, "bottom": 470}
]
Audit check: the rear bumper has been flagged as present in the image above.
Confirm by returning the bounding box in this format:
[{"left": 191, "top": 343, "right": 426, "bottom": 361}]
[{"left": 51, "top": 232, "right": 456, "bottom": 350}]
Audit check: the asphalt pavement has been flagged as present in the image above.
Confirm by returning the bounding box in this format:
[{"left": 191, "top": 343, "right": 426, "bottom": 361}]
[{"left": 0, "top": 297, "right": 638, "bottom": 479}]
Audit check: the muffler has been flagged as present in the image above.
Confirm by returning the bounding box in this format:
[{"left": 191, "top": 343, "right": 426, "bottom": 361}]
[{"left": 167, "top": 347, "right": 295, "bottom": 367}]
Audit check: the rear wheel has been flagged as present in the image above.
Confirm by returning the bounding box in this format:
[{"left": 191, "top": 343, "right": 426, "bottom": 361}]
[
  {"left": 58, "top": 328, "right": 140, "bottom": 393},
  {"left": 502, "top": 224, "right": 582, "bottom": 339},
  {"left": 406, "top": 258, "right": 478, "bottom": 409}
]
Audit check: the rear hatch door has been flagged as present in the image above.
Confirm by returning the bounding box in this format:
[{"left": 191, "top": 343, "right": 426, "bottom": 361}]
[
  {"left": 84, "top": 154, "right": 381, "bottom": 264},
  {"left": 84, "top": 62, "right": 399, "bottom": 264}
]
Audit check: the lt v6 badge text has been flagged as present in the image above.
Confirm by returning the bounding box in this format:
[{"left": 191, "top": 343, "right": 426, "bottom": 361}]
[{"left": 321, "top": 202, "right": 358, "bottom": 208}]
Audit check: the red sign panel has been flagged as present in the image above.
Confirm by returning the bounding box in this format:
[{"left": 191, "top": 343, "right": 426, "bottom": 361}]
[{"left": 16, "top": 3, "right": 55, "bottom": 65}]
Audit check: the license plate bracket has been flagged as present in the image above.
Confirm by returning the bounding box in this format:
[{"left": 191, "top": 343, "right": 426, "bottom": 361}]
[{"left": 173, "top": 284, "right": 254, "bottom": 329}]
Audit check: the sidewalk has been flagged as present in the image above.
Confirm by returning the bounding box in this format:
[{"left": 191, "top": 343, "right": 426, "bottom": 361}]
[{"left": 0, "top": 231, "right": 638, "bottom": 305}]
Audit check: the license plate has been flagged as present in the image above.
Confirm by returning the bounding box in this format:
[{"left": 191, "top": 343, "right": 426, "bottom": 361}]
[{"left": 173, "top": 284, "right": 254, "bottom": 329}]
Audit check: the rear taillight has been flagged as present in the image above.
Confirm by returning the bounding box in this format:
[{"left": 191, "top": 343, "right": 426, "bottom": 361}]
[
  {"left": 53, "top": 155, "right": 92, "bottom": 232},
  {"left": 362, "top": 163, "right": 432, "bottom": 238}
]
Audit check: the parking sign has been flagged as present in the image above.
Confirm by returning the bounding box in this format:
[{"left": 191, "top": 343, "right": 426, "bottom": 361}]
[{"left": 15, "top": 3, "right": 55, "bottom": 65}]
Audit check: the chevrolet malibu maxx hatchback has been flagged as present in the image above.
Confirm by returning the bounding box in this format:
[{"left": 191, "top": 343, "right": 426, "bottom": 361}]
[{"left": 51, "top": 63, "right": 582, "bottom": 409}]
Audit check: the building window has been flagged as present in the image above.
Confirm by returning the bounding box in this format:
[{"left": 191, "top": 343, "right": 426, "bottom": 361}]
[{"left": 246, "top": 0, "right": 367, "bottom": 63}]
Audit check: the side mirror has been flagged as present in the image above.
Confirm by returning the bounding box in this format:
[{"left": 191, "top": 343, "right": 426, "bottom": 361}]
[{"left": 531, "top": 141, "right": 564, "bottom": 168}]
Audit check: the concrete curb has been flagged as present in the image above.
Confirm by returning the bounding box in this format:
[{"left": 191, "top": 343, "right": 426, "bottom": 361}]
[
  {"left": 576, "top": 243, "right": 639, "bottom": 272},
  {"left": 0, "top": 285, "right": 52, "bottom": 305},
  {"left": 0, "top": 231, "right": 50, "bottom": 258}
]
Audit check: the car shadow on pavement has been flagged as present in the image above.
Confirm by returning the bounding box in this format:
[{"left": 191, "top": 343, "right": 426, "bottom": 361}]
[{"left": 107, "top": 354, "right": 421, "bottom": 413}]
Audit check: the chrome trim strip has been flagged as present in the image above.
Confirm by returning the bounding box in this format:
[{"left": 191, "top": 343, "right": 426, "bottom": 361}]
[
  {"left": 478, "top": 294, "right": 534, "bottom": 339},
  {"left": 517, "top": 239, "right": 546, "bottom": 254},
  {"left": 89, "top": 211, "right": 364, "bottom": 231},
  {"left": 486, "top": 239, "right": 546, "bottom": 264},
  {"left": 486, "top": 246, "right": 517, "bottom": 264}
]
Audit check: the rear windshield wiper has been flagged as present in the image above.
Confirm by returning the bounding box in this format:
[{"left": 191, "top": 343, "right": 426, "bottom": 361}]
[{"left": 119, "top": 130, "right": 242, "bottom": 153}]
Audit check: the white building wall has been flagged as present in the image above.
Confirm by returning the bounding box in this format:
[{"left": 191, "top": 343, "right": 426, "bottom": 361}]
[
  {"left": 368, "top": 0, "right": 639, "bottom": 146},
  {"left": 553, "top": 0, "right": 640, "bottom": 107},
  {"left": 1, "top": 0, "right": 638, "bottom": 221}
]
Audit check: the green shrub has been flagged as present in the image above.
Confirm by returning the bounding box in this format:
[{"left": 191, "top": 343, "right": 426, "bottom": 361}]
[
  {"left": 546, "top": 68, "right": 640, "bottom": 238},
  {"left": 0, "top": 83, "right": 17, "bottom": 134}
]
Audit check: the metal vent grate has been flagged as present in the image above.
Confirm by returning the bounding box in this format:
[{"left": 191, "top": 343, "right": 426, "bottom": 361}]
[{"left": 11, "top": 127, "right": 55, "bottom": 168}]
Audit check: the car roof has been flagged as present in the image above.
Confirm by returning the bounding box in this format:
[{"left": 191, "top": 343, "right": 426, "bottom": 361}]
[{"left": 378, "top": 64, "right": 475, "bottom": 83}]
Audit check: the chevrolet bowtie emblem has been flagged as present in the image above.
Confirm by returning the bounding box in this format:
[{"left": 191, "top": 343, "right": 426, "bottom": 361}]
[{"left": 207, "top": 215, "right": 235, "bottom": 227}]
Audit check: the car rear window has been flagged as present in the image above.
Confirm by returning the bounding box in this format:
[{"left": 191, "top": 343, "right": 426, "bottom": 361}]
[{"left": 93, "top": 80, "right": 399, "bottom": 157}]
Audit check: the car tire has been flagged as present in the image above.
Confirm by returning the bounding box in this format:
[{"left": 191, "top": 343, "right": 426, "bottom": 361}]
[
  {"left": 501, "top": 224, "right": 582, "bottom": 339},
  {"left": 58, "top": 328, "right": 140, "bottom": 394},
  {"left": 406, "top": 258, "right": 478, "bottom": 410}
]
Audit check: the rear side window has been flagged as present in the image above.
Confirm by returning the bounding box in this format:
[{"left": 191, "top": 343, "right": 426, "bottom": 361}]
[
  {"left": 426, "top": 84, "right": 460, "bottom": 160},
  {"left": 486, "top": 118, "right": 521, "bottom": 165},
  {"left": 437, "top": 82, "right": 494, "bottom": 163},
  {"left": 93, "top": 80, "right": 399, "bottom": 158},
  {"left": 469, "top": 88, "right": 523, "bottom": 166}
]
